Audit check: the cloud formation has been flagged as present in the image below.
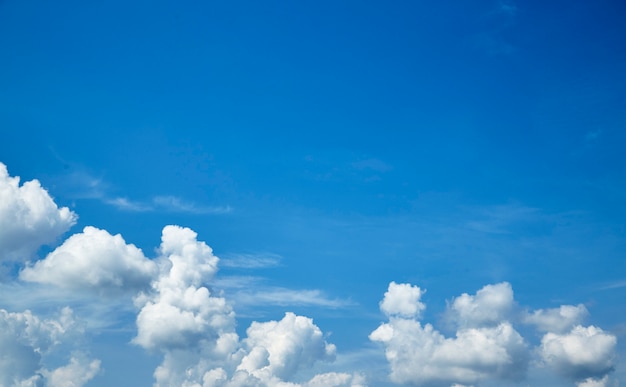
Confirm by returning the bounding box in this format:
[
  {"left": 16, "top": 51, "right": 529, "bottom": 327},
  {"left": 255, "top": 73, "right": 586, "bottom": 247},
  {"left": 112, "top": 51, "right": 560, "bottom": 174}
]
[
  {"left": 370, "top": 282, "right": 528, "bottom": 386},
  {"left": 0, "top": 162, "right": 620, "bottom": 386},
  {"left": 370, "top": 281, "right": 618, "bottom": 387},
  {"left": 540, "top": 325, "right": 616, "bottom": 383},
  {"left": 524, "top": 304, "right": 589, "bottom": 333},
  {"left": 0, "top": 307, "right": 99, "bottom": 386},
  {"left": 131, "top": 226, "right": 355, "bottom": 386},
  {"left": 20, "top": 226, "right": 157, "bottom": 294},
  {"left": 0, "top": 163, "right": 76, "bottom": 261}
]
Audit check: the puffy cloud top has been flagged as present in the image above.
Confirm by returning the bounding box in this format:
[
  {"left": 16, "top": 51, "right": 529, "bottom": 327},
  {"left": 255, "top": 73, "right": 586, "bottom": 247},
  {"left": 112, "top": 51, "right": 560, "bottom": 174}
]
[
  {"left": 449, "top": 282, "right": 514, "bottom": 328},
  {"left": 379, "top": 282, "right": 425, "bottom": 318},
  {"left": 540, "top": 325, "right": 616, "bottom": 381},
  {"left": 134, "top": 225, "right": 234, "bottom": 359},
  {"left": 524, "top": 304, "right": 588, "bottom": 333},
  {"left": 371, "top": 281, "right": 528, "bottom": 386},
  {"left": 0, "top": 163, "right": 76, "bottom": 261},
  {"left": 242, "top": 312, "right": 337, "bottom": 380},
  {"left": 20, "top": 226, "right": 157, "bottom": 294},
  {"left": 157, "top": 225, "right": 219, "bottom": 289}
]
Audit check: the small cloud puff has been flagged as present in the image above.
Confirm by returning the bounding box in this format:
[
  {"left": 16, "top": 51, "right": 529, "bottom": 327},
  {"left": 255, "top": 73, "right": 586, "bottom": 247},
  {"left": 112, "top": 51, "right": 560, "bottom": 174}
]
[{"left": 379, "top": 281, "right": 426, "bottom": 318}]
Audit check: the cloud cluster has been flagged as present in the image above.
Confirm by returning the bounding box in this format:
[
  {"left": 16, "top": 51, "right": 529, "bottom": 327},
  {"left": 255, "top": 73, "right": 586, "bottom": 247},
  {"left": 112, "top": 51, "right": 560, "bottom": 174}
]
[
  {"left": 370, "top": 282, "right": 617, "bottom": 387},
  {"left": 0, "top": 163, "right": 620, "bottom": 386},
  {"left": 0, "top": 162, "right": 76, "bottom": 261},
  {"left": 0, "top": 307, "right": 100, "bottom": 386},
  {"left": 132, "top": 226, "right": 360, "bottom": 387}
]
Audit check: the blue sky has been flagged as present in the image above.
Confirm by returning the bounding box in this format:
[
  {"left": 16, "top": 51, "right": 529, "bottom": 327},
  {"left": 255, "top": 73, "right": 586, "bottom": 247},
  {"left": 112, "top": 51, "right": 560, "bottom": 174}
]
[{"left": 1, "top": 1, "right": 625, "bottom": 386}]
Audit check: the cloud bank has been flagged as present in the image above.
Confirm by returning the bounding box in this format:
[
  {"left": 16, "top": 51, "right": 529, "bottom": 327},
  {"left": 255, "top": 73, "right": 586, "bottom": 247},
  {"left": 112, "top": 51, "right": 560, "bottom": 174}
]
[
  {"left": 0, "top": 162, "right": 620, "bottom": 386},
  {"left": 370, "top": 282, "right": 617, "bottom": 387}
]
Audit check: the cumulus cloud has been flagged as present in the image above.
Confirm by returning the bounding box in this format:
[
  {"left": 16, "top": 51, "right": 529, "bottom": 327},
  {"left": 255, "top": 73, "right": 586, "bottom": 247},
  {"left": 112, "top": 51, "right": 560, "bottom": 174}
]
[
  {"left": 43, "top": 353, "right": 101, "bottom": 387},
  {"left": 20, "top": 226, "right": 157, "bottom": 295},
  {"left": 133, "top": 225, "right": 229, "bottom": 351},
  {"left": 371, "top": 282, "right": 528, "bottom": 386},
  {"left": 370, "top": 318, "right": 528, "bottom": 386},
  {"left": 379, "top": 281, "right": 426, "bottom": 318},
  {"left": 540, "top": 325, "right": 616, "bottom": 382},
  {"left": 0, "top": 307, "right": 98, "bottom": 387},
  {"left": 576, "top": 375, "right": 609, "bottom": 387},
  {"left": 524, "top": 304, "right": 588, "bottom": 333},
  {"left": 0, "top": 162, "right": 76, "bottom": 261},
  {"left": 132, "top": 226, "right": 355, "bottom": 387},
  {"left": 240, "top": 312, "right": 336, "bottom": 380},
  {"left": 133, "top": 225, "right": 239, "bottom": 385},
  {"left": 447, "top": 282, "right": 514, "bottom": 328},
  {"left": 371, "top": 282, "right": 620, "bottom": 386}
]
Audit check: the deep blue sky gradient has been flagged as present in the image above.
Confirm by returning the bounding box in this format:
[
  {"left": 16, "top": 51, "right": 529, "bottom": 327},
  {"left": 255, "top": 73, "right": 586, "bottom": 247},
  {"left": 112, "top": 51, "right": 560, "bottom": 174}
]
[{"left": 1, "top": 1, "right": 626, "bottom": 385}]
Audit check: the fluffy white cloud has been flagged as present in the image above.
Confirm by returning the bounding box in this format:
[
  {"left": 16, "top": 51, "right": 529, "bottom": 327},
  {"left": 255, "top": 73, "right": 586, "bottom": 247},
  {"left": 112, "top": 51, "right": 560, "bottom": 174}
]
[
  {"left": 133, "top": 225, "right": 239, "bottom": 385},
  {"left": 524, "top": 304, "right": 588, "bottom": 333},
  {"left": 305, "top": 372, "right": 366, "bottom": 387},
  {"left": 448, "top": 282, "right": 514, "bottom": 328},
  {"left": 576, "top": 375, "right": 609, "bottom": 387},
  {"left": 43, "top": 354, "right": 101, "bottom": 387},
  {"left": 379, "top": 282, "right": 425, "bottom": 318},
  {"left": 0, "top": 162, "right": 76, "bottom": 261},
  {"left": 370, "top": 318, "right": 527, "bottom": 386},
  {"left": 20, "top": 226, "right": 157, "bottom": 294},
  {"left": 133, "top": 226, "right": 354, "bottom": 387},
  {"left": 240, "top": 312, "right": 337, "bottom": 381},
  {"left": 0, "top": 307, "right": 98, "bottom": 387},
  {"left": 540, "top": 325, "right": 616, "bottom": 382},
  {"left": 371, "top": 282, "right": 528, "bottom": 386}
]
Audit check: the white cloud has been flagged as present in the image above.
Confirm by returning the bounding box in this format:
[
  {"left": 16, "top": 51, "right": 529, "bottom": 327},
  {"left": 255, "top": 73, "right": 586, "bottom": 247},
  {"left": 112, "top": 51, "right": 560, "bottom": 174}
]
[
  {"left": 43, "top": 353, "right": 101, "bottom": 387},
  {"left": 0, "top": 162, "right": 76, "bottom": 261},
  {"left": 0, "top": 307, "right": 94, "bottom": 386},
  {"left": 133, "top": 225, "right": 232, "bottom": 351},
  {"left": 305, "top": 372, "right": 366, "bottom": 387},
  {"left": 540, "top": 325, "right": 616, "bottom": 382},
  {"left": 371, "top": 282, "right": 528, "bottom": 386},
  {"left": 20, "top": 226, "right": 157, "bottom": 295},
  {"left": 241, "top": 312, "right": 337, "bottom": 380},
  {"left": 132, "top": 226, "right": 355, "bottom": 387},
  {"left": 370, "top": 318, "right": 528, "bottom": 386},
  {"left": 448, "top": 282, "right": 514, "bottom": 328},
  {"left": 133, "top": 225, "right": 239, "bottom": 385},
  {"left": 379, "top": 282, "right": 425, "bottom": 318},
  {"left": 576, "top": 375, "right": 609, "bottom": 387},
  {"left": 524, "top": 304, "right": 588, "bottom": 333}
]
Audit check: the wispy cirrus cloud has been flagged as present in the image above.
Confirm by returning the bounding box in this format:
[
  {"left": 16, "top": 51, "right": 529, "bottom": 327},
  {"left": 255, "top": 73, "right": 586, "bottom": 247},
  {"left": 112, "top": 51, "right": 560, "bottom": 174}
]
[
  {"left": 220, "top": 253, "right": 282, "bottom": 269},
  {"left": 151, "top": 195, "right": 232, "bottom": 214},
  {"left": 50, "top": 166, "right": 231, "bottom": 215},
  {"left": 234, "top": 288, "right": 352, "bottom": 309},
  {"left": 213, "top": 275, "right": 353, "bottom": 310},
  {"left": 105, "top": 195, "right": 232, "bottom": 214}
]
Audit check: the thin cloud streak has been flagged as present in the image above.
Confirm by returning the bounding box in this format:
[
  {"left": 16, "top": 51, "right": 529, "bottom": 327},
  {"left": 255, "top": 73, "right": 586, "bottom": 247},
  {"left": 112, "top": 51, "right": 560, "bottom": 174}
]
[
  {"left": 105, "top": 195, "right": 232, "bottom": 214},
  {"left": 220, "top": 253, "right": 282, "bottom": 269}
]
